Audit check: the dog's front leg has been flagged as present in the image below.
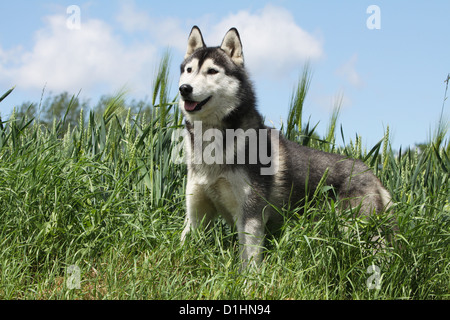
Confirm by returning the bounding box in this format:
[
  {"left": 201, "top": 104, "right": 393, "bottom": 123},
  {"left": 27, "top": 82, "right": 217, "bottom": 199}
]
[
  {"left": 237, "top": 216, "right": 266, "bottom": 269},
  {"left": 181, "top": 183, "right": 217, "bottom": 242}
]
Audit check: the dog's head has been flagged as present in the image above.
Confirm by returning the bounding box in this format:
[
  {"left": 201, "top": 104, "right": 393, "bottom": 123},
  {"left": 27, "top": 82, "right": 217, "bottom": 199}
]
[{"left": 179, "top": 26, "right": 246, "bottom": 125}]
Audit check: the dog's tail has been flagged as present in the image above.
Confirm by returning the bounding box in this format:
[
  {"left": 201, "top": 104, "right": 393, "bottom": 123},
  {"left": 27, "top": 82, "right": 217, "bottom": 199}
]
[
  {"left": 378, "top": 184, "right": 392, "bottom": 210},
  {"left": 377, "top": 184, "right": 400, "bottom": 245}
]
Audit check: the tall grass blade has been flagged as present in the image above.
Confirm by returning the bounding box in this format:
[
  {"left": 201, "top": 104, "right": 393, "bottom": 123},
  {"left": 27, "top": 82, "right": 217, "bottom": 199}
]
[
  {"left": 286, "top": 63, "right": 312, "bottom": 141},
  {"left": 0, "top": 87, "right": 15, "bottom": 104}
]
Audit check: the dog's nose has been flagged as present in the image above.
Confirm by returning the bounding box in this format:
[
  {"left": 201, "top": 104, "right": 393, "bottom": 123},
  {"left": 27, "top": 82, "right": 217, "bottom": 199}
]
[{"left": 179, "top": 84, "right": 193, "bottom": 97}]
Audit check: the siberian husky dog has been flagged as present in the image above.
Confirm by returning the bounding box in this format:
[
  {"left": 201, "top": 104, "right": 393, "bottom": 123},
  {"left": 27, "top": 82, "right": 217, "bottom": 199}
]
[{"left": 179, "top": 26, "right": 396, "bottom": 268}]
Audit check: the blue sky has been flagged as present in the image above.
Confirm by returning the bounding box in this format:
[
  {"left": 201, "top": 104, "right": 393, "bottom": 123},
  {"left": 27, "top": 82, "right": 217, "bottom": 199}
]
[{"left": 1, "top": 0, "right": 449, "bottom": 150}]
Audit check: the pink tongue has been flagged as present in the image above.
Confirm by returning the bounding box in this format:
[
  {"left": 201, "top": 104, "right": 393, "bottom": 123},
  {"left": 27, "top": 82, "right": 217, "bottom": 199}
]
[{"left": 184, "top": 101, "right": 198, "bottom": 111}]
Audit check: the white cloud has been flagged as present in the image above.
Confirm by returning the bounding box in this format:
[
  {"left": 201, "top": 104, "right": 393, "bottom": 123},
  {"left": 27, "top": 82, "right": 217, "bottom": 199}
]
[
  {"left": 151, "top": 17, "right": 189, "bottom": 52},
  {"left": 1, "top": 14, "right": 156, "bottom": 95},
  {"left": 116, "top": 1, "right": 152, "bottom": 33},
  {"left": 0, "top": 4, "right": 324, "bottom": 97},
  {"left": 207, "top": 5, "right": 324, "bottom": 77},
  {"left": 336, "top": 54, "right": 364, "bottom": 88},
  {"left": 115, "top": 1, "right": 187, "bottom": 52}
]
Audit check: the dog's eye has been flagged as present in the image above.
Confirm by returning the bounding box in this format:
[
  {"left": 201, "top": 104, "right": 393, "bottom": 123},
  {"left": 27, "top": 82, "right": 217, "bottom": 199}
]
[
  {"left": 186, "top": 67, "right": 192, "bottom": 73},
  {"left": 207, "top": 68, "right": 219, "bottom": 75}
]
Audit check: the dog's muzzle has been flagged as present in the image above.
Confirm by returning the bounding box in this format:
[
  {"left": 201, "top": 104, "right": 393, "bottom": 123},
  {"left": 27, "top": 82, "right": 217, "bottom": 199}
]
[
  {"left": 179, "top": 84, "right": 193, "bottom": 97},
  {"left": 179, "top": 84, "right": 211, "bottom": 112}
]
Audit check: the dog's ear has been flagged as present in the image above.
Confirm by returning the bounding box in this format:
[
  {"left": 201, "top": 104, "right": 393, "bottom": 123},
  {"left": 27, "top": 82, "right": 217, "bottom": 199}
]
[
  {"left": 185, "top": 26, "right": 206, "bottom": 59},
  {"left": 220, "top": 28, "right": 244, "bottom": 66}
]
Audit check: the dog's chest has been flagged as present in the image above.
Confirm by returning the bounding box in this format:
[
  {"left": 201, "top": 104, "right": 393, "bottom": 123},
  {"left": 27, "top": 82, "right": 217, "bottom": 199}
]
[{"left": 191, "top": 166, "right": 250, "bottom": 218}]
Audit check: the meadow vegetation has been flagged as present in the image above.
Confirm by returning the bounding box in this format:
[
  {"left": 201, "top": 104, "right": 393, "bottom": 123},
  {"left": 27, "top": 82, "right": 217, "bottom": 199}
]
[{"left": 0, "top": 55, "right": 448, "bottom": 299}]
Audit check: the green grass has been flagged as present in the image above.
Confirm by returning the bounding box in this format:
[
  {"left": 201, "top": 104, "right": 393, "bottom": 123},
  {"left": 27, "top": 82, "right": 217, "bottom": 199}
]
[{"left": 0, "top": 56, "right": 449, "bottom": 299}]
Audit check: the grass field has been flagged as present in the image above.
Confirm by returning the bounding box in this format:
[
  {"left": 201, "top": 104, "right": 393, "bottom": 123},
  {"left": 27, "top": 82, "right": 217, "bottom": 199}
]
[{"left": 0, "top": 57, "right": 449, "bottom": 300}]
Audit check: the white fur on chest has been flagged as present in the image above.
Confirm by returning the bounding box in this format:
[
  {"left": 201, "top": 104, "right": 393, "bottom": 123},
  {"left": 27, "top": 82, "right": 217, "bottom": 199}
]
[{"left": 187, "top": 166, "right": 250, "bottom": 224}]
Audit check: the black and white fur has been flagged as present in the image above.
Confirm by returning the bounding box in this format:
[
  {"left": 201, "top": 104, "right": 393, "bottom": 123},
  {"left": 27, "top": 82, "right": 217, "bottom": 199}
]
[{"left": 179, "top": 26, "right": 396, "bottom": 268}]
